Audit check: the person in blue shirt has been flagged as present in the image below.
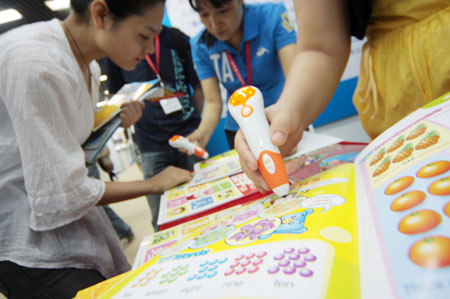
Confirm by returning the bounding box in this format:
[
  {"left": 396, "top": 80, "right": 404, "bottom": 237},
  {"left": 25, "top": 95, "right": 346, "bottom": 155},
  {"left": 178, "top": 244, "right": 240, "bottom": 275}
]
[
  {"left": 187, "top": 0, "right": 296, "bottom": 149},
  {"left": 104, "top": 25, "right": 203, "bottom": 231}
]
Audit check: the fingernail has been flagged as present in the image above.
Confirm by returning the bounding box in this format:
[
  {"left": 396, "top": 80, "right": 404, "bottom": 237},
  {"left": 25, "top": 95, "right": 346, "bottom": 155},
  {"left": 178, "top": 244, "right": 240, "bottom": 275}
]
[{"left": 272, "top": 131, "right": 285, "bottom": 143}]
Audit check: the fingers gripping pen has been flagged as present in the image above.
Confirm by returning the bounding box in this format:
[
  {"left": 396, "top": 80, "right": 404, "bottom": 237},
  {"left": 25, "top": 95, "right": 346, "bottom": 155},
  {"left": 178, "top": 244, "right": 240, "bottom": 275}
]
[
  {"left": 169, "top": 135, "right": 209, "bottom": 159},
  {"left": 228, "top": 86, "right": 289, "bottom": 197}
]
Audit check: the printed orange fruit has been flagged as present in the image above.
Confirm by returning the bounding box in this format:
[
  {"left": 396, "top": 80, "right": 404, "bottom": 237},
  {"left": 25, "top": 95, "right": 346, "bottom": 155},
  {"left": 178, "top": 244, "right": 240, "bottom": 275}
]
[
  {"left": 428, "top": 176, "right": 450, "bottom": 195},
  {"left": 390, "top": 191, "right": 426, "bottom": 212},
  {"left": 409, "top": 236, "right": 450, "bottom": 268},
  {"left": 444, "top": 202, "right": 450, "bottom": 217},
  {"left": 385, "top": 176, "right": 415, "bottom": 195},
  {"left": 398, "top": 210, "right": 441, "bottom": 235},
  {"left": 416, "top": 160, "right": 450, "bottom": 178}
]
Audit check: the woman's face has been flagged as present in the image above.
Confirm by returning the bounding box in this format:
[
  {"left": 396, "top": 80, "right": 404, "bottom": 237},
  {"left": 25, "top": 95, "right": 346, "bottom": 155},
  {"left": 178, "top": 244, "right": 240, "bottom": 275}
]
[
  {"left": 100, "top": 2, "right": 165, "bottom": 71},
  {"left": 196, "top": 0, "right": 244, "bottom": 42}
]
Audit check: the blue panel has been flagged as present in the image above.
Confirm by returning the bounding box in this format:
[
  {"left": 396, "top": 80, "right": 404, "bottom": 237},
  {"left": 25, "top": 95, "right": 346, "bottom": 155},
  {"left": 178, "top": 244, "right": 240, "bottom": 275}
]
[
  {"left": 313, "top": 77, "right": 358, "bottom": 127},
  {"left": 205, "top": 118, "right": 230, "bottom": 156}
]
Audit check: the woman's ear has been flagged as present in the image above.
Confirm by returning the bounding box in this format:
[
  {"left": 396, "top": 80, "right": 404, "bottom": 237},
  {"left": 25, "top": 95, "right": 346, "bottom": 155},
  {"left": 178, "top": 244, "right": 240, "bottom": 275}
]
[{"left": 91, "top": 0, "right": 111, "bottom": 29}]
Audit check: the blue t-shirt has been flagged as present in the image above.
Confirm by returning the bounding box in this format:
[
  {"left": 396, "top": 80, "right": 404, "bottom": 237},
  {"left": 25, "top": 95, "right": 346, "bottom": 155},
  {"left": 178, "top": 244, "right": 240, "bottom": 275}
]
[
  {"left": 105, "top": 26, "right": 201, "bottom": 152},
  {"left": 190, "top": 2, "right": 296, "bottom": 131}
]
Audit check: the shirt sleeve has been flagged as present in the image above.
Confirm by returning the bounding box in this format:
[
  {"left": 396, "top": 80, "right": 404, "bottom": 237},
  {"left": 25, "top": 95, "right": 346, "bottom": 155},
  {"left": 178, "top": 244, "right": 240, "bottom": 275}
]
[
  {"left": 190, "top": 34, "right": 217, "bottom": 81},
  {"left": 271, "top": 2, "right": 297, "bottom": 51},
  {"left": 1, "top": 48, "right": 105, "bottom": 231}
]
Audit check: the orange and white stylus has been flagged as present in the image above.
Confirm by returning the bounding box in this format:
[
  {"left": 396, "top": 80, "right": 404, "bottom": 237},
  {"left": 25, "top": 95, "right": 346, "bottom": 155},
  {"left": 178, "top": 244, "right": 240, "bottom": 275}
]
[
  {"left": 169, "top": 135, "right": 209, "bottom": 159},
  {"left": 228, "top": 86, "right": 289, "bottom": 196}
]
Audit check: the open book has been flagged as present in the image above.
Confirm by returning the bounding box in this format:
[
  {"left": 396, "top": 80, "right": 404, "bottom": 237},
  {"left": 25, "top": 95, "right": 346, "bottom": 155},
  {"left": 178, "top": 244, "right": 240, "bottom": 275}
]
[
  {"left": 83, "top": 80, "right": 186, "bottom": 163},
  {"left": 75, "top": 92, "right": 450, "bottom": 299}
]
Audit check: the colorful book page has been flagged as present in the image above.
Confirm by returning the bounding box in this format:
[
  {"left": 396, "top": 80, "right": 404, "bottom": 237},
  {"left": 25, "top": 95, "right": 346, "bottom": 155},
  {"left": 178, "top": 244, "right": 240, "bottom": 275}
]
[
  {"left": 190, "top": 150, "right": 242, "bottom": 187},
  {"left": 356, "top": 92, "right": 450, "bottom": 299},
  {"left": 287, "top": 143, "right": 366, "bottom": 183},
  {"left": 158, "top": 172, "right": 258, "bottom": 225},
  {"left": 83, "top": 163, "right": 359, "bottom": 299}
]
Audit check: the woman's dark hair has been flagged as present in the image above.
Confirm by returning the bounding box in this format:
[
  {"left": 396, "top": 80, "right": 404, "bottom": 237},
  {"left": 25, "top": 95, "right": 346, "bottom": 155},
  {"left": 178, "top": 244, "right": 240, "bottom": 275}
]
[
  {"left": 71, "top": 0, "right": 165, "bottom": 20},
  {"left": 188, "top": 0, "right": 233, "bottom": 12},
  {"left": 188, "top": 0, "right": 242, "bottom": 48}
]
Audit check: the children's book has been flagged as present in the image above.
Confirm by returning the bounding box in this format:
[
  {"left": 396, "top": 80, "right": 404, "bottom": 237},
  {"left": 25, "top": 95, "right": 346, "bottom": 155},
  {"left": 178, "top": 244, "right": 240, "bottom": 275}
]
[
  {"left": 188, "top": 132, "right": 342, "bottom": 188},
  {"left": 158, "top": 172, "right": 260, "bottom": 226},
  {"left": 354, "top": 92, "right": 450, "bottom": 299},
  {"left": 81, "top": 163, "right": 360, "bottom": 299},
  {"left": 76, "top": 92, "right": 450, "bottom": 299},
  {"left": 189, "top": 149, "right": 243, "bottom": 187}
]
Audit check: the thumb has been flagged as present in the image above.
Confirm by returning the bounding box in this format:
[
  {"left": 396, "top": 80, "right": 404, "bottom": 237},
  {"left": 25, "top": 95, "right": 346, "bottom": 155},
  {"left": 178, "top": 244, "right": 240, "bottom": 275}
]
[{"left": 269, "top": 115, "right": 289, "bottom": 146}]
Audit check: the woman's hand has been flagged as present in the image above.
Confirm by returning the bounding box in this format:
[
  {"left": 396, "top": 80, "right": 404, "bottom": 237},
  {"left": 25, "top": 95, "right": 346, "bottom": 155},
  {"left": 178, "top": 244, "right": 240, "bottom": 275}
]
[
  {"left": 120, "top": 101, "right": 145, "bottom": 128},
  {"left": 234, "top": 102, "right": 304, "bottom": 192},
  {"left": 186, "top": 128, "right": 209, "bottom": 151},
  {"left": 147, "top": 166, "right": 193, "bottom": 193}
]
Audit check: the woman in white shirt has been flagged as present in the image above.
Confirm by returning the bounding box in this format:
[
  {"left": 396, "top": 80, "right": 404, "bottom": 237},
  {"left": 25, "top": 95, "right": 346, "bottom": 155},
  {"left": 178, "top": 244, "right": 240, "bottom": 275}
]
[{"left": 0, "top": 0, "right": 191, "bottom": 298}]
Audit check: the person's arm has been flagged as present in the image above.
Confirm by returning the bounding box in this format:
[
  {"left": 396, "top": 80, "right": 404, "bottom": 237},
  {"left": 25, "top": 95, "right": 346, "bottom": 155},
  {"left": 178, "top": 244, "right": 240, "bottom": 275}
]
[
  {"left": 278, "top": 43, "right": 296, "bottom": 78},
  {"left": 186, "top": 77, "right": 222, "bottom": 149},
  {"left": 99, "top": 166, "right": 192, "bottom": 205},
  {"left": 192, "top": 83, "right": 204, "bottom": 113},
  {"left": 236, "top": 0, "right": 351, "bottom": 191}
]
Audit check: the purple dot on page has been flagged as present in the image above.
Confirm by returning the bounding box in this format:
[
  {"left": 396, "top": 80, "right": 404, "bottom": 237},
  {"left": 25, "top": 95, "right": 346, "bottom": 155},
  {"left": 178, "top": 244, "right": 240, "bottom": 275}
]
[
  {"left": 294, "top": 260, "right": 307, "bottom": 268},
  {"left": 273, "top": 253, "right": 285, "bottom": 260},
  {"left": 304, "top": 254, "right": 317, "bottom": 262},
  {"left": 278, "top": 260, "right": 290, "bottom": 267},
  {"left": 283, "top": 247, "right": 295, "bottom": 254},
  {"left": 267, "top": 266, "right": 279, "bottom": 274},
  {"left": 288, "top": 253, "right": 300, "bottom": 260},
  {"left": 283, "top": 266, "right": 296, "bottom": 275},
  {"left": 299, "top": 269, "right": 313, "bottom": 277},
  {"left": 297, "top": 247, "right": 310, "bottom": 254}
]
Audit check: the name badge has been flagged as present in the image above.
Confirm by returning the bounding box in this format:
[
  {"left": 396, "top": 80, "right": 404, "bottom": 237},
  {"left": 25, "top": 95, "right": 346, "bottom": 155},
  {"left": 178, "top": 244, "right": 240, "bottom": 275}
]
[{"left": 160, "top": 97, "right": 182, "bottom": 114}]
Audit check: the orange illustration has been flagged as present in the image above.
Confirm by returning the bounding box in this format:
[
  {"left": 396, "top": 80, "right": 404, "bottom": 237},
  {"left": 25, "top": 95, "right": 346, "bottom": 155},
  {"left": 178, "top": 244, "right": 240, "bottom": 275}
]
[
  {"left": 409, "top": 236, "right": 450, "bottom": 268},
  {"left": 428, "top": 176, "right": 450, "bottom": 195},
  {"left": 385, "top": 176, "right": 414, "bottom": 195},
  {"left": 398, "top": 209, "right": 441, "bottom": 235},
  {"left": 444, "top": 202, "right": 450, "bottom": 217},
  {"left": 390, "top": 190, "right": 426, "bottom": 212},
  {"left": 416, "top": 160, "right": 450, "bottom": 178}
]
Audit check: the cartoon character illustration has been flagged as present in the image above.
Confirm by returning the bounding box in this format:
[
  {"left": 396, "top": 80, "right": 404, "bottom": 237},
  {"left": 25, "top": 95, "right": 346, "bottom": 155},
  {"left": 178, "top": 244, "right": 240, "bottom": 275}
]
[
  {"left": 259, "top": 193, "right": 305, "bottom": 217},
  {"left": 259, "top": 209, "right": 314, "bottom": 240}
]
